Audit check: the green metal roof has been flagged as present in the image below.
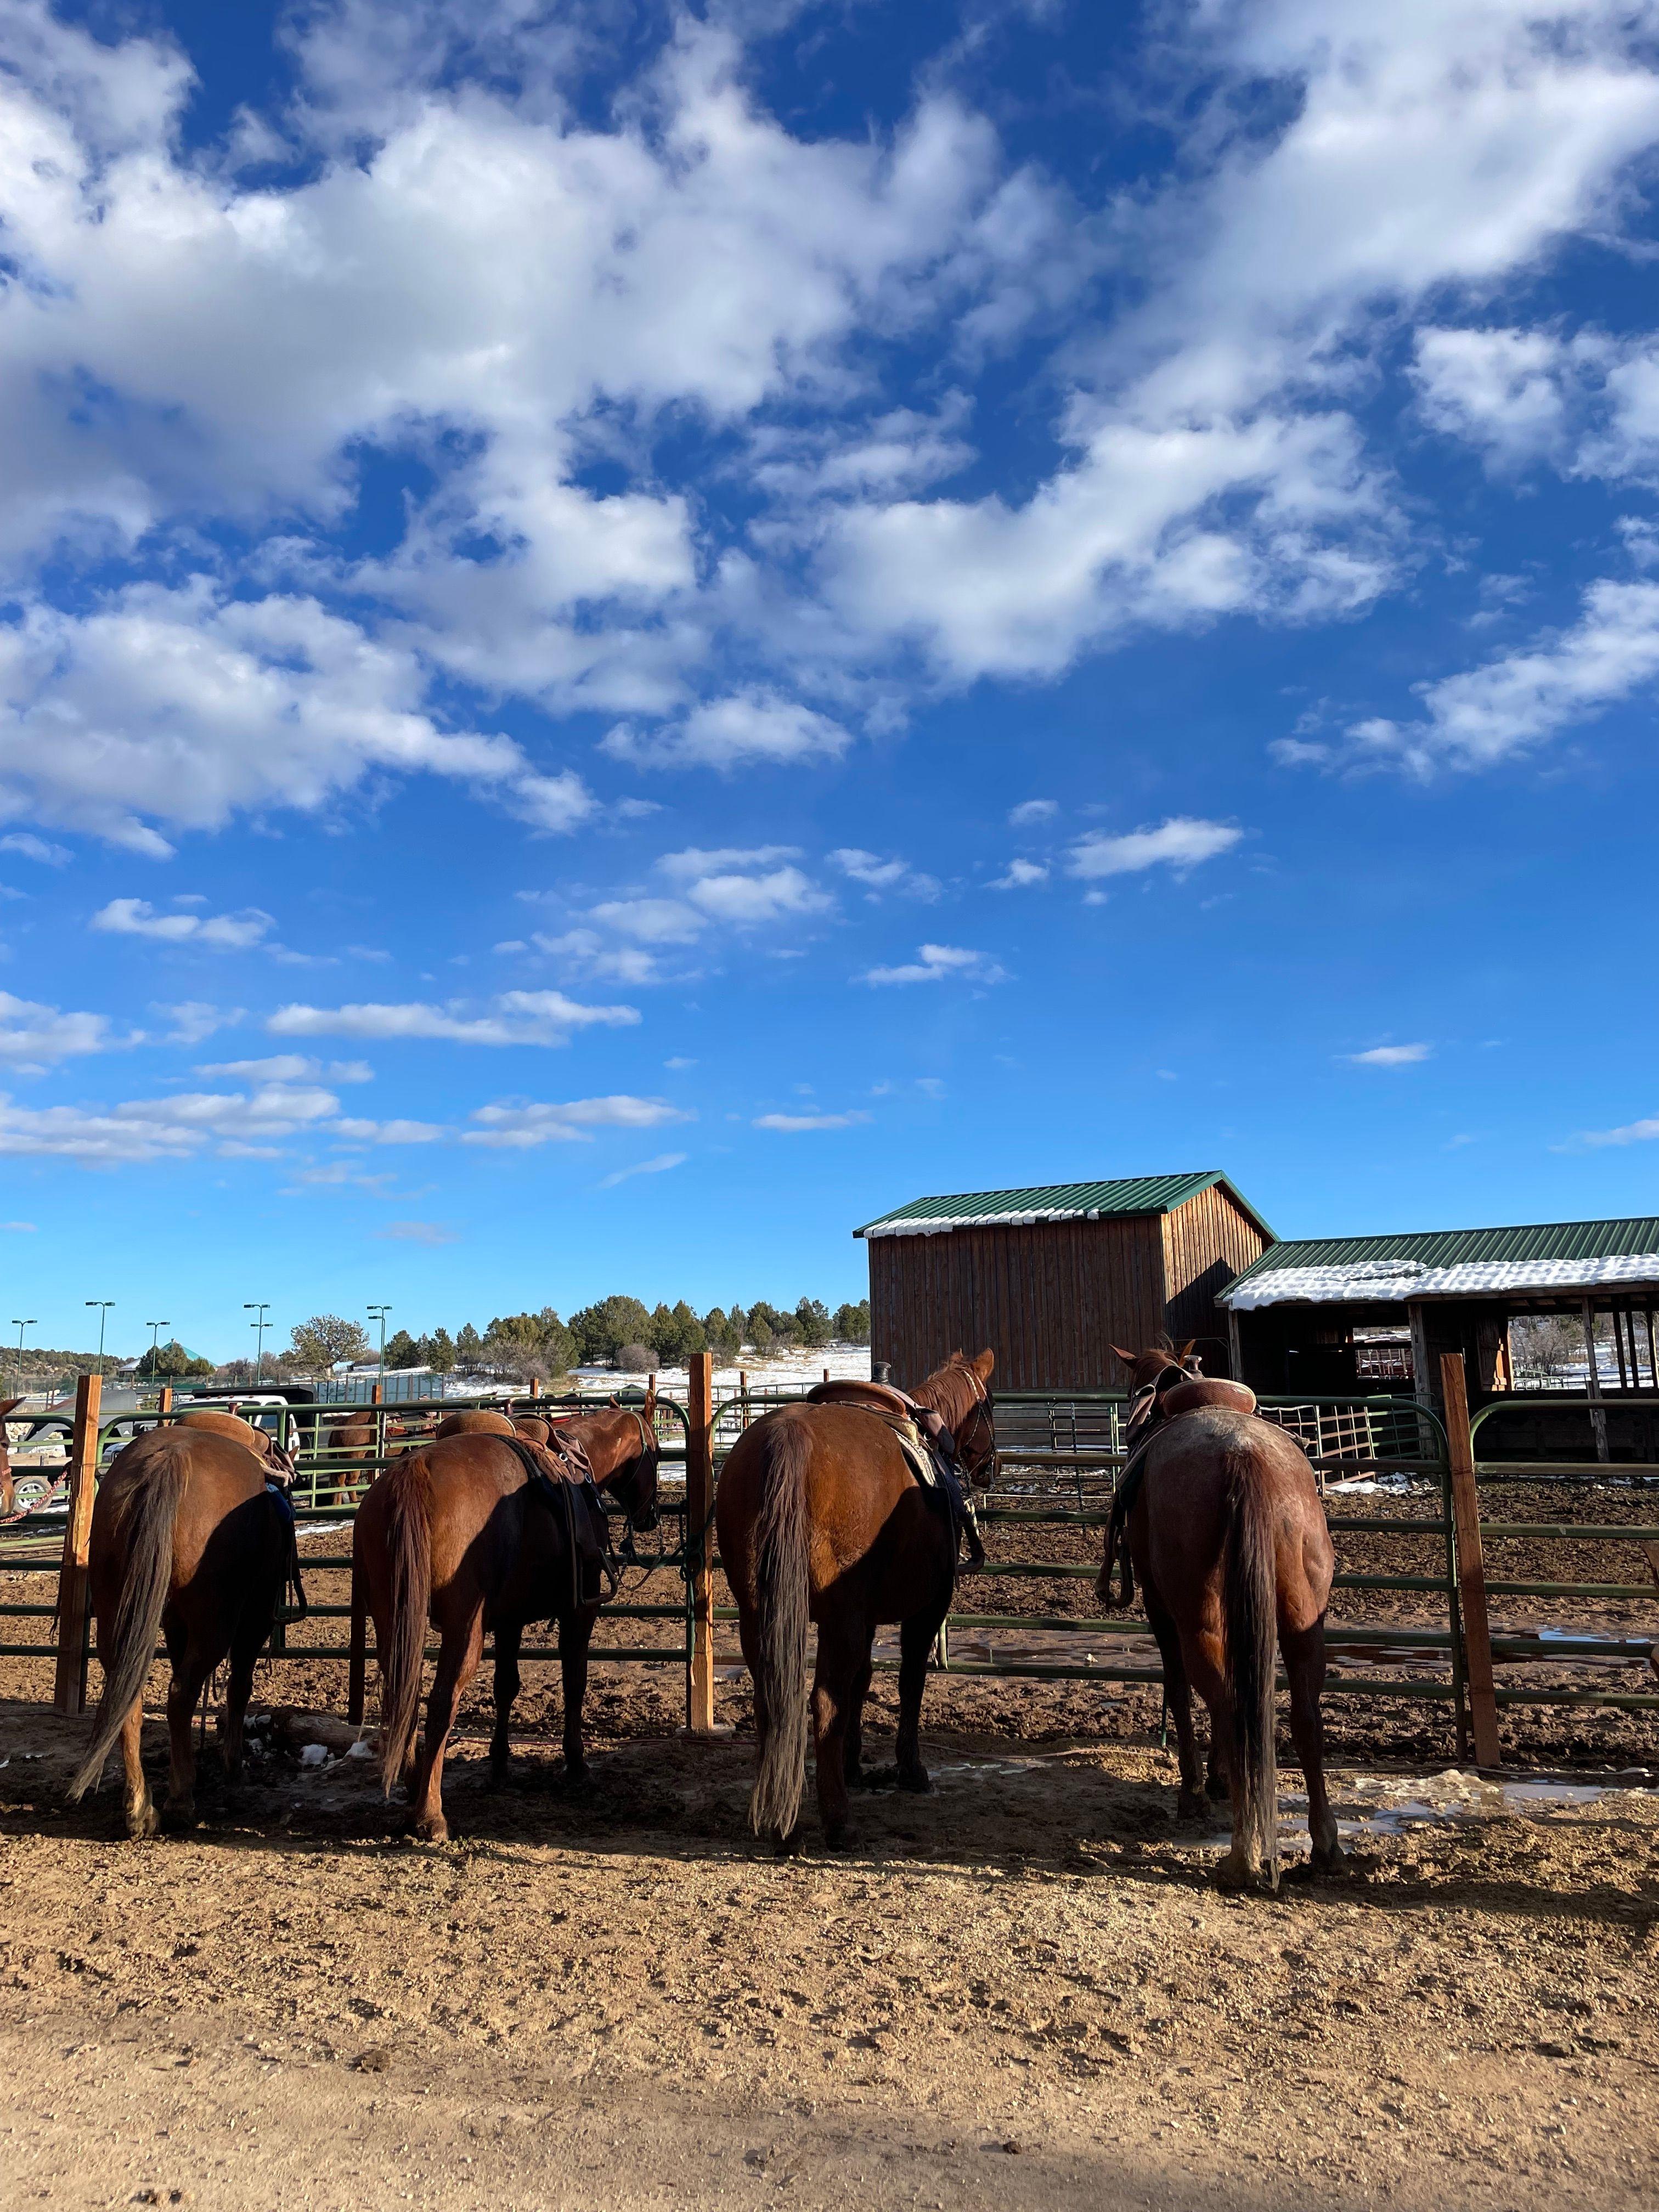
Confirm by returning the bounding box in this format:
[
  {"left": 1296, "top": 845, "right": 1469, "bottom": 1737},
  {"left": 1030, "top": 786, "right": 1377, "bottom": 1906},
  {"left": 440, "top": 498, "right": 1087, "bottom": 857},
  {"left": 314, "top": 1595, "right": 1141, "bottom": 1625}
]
[
  {"left": 1230, "top": 1216, "right": 1659, "bottom": 1284},
  {"left": 855, "top": 1172, "right": 1273, "bottom": 1240}
]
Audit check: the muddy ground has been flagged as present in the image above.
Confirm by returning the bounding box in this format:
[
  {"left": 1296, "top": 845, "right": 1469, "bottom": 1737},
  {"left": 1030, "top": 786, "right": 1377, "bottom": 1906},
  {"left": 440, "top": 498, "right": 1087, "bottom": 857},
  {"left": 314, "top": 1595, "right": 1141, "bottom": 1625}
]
[{"left": 2, "top": 1476, "right": 1656, "bottom": 2209}]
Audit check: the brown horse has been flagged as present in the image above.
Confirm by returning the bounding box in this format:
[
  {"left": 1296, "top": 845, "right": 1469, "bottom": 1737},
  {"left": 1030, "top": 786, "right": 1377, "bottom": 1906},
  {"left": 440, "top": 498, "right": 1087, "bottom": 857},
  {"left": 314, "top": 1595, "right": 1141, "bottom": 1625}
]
[
  {"left": 1097, "top": 1344, "right": 1340, "bottom": 1890},
  {"left": 67, "top": 1424, "right": 290, "bottom": 1836},
  {"left": 716, "top": 1349, "right": 996, "bottom": 1850},
  {"left": 354, "top": 1395, "right": 660, "bottom": 1841}
]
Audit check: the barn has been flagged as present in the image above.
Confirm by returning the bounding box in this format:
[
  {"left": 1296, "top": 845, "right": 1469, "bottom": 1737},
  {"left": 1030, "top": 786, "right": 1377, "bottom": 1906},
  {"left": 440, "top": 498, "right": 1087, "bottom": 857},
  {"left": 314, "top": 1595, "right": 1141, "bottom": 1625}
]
[{"left": 854, "top": 1172, "right": 1273, "bottom": 1391}]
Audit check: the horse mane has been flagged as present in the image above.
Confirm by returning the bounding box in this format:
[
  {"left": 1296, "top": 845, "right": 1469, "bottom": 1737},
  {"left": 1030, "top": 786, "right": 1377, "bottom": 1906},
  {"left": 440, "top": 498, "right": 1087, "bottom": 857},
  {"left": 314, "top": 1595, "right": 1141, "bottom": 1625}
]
[{"left": 913, "top": 1350, "right": 986, "bottom": 1432}]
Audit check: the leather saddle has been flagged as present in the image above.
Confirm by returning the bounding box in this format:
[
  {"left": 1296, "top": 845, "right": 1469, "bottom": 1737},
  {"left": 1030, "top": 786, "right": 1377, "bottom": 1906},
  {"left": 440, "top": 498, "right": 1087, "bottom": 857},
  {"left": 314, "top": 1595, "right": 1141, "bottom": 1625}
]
[
  {"left": 804, "top": 1378, "right": 981, "bottom": 1565},
  {"left": 1102, "top": 1372, "right": 1260, "bottom": 1609}
]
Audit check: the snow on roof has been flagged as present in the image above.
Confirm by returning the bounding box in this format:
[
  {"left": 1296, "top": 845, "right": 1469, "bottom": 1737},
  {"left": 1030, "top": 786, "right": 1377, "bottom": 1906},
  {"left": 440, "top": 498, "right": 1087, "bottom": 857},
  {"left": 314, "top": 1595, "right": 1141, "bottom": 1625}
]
[
  {"left": 856, "top": 1171, "right": 1273, "bottom": 1240},
  {"left": 1222, "top": 1244, "right": 1659, "bottom": 1310}
]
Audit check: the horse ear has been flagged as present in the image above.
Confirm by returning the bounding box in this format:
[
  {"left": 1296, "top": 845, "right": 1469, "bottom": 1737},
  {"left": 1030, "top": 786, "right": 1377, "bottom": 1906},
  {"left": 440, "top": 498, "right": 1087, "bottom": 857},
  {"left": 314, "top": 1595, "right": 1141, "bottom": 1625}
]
[
  {"left": 608, "top": 1393, "right": 620, "bottom": 1408},
  {"left": 1109, "top": 1345, "right": 1139, "bottom": 1373},
  {"left": 1179, "top": 1340, "right": 1195, "bottom": 1358},
  {"left": 970, "top": 1347, "right": 994, "bottom": 1381}
]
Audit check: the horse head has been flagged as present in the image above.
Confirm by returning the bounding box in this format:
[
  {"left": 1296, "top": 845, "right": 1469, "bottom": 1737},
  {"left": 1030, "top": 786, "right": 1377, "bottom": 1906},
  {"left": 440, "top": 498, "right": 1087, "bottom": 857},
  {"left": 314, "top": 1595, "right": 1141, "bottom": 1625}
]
[
  {"left": 1111, "top": 1340, "right": 1203, "bottom": 1436},
  {"left": 928, "top": 1349, "right": 996, "bottom": 1481}
]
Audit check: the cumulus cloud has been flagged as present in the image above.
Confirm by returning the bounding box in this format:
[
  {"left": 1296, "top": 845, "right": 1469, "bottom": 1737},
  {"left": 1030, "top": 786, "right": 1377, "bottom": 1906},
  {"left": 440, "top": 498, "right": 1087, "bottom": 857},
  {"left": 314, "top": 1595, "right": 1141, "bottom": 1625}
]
[
  {"left": 1345, "top": 1043, "right": 1433, "bottom": 1067},
  {"left": 0, "top": 991, "right": 128, "bottom": 1065},
  {"left": 462, "top": 1095, "right": 690, "bottom": 1148},
  {"left": 830, "top": 849, "right": 941, "bottom": 900},
  {"left": 267, "top": 991, "right": 638, "bottom": 1045},
  {"left": 603, "top": 693, "right": 853, "bottom": 772},
  {"left": 330, "top": 1116, "right": 445, "bottom": 1144},
  {"left": 992, "top": 858, "right": 1049, "bottom": 889},
  {"left": 1345, "top": 580, "right": 1659, "bottom": 772},
  {"left": 92, "top": 897, "right": 274, "bottom": 950},
  {"left": 860, "top": 943, "right": 1005, "bottom": 986},
  {"left": 1068, "top": 819, "right": 1243, "bottom": 879},
  {"left": 1008, "top": 799, "right": 1057, "bottom": 826},
  {"left": 1571, "top": 1114, "right": 1659, "bottom": 1146},
  {"left": 0, "top": 1080, "right": 340, "bottom": 1163},
  {"left": 0, "top": 833, "right": 68, "bottom": 864},
  {"left": 198, "top": 1054, "right": 373, "bottom": 1083}
]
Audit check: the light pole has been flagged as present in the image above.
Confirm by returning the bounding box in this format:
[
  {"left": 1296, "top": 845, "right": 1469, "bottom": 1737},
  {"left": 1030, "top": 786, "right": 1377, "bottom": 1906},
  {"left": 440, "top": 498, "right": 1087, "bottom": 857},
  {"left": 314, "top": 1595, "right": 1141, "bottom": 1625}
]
[
  {"left": 86, "top": 1300, "right": 114, "bottom": 1373},
  {"left": 368, "top": 1305, "right": 392, "bottom": 1392},
  {"left": 10, "top": 1318, "right": 35, "bottom": 1400},
  {"left": 244, "top": 1301, "right": 270, "bottom": 1383},
  {"left": 146, "top": 1321, "right": 170, "bottom": 1385}
]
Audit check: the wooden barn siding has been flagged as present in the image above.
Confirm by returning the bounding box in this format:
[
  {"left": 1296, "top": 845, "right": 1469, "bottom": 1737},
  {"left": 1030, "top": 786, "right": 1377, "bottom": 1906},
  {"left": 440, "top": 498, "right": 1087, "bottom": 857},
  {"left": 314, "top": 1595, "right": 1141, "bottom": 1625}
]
[
  {"left": 867, "top": 1216, "right": 1169, "bottom": 1391},
  {"left": 1161, "top": 1186, "right": 1269, "bottom": 1369}
]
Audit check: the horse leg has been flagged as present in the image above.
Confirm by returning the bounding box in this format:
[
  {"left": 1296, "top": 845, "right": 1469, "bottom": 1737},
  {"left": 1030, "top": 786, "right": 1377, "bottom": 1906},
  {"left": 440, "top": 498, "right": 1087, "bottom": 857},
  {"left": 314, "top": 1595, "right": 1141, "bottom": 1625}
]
[
  {"left": 895, "top": 1600, "right": 946, "bottom": 1794},
  {"left": 1180, "top": 1629, "right": 1263, "bottom": 1889},
  {"left": 163, "top": 1647, "right": 214, "bottom": 1829},
  {"left": 119, "top": 1693, "right": 159, "bottom": 1841},
  {"left": 218, "top": 1608, "right": 270, "bottom": 1787},
  {"left": 489, "top": 1621, "right": 522, "bottom": 1785},
  {"left": 1284, "top": 1618, "right": 1342, "bottom": 1872},
  {"left": 558, "top": 1609, "right": 596, "bottom": 1785},
  {"left": 811, "top": 1615, "right": 864, "bottom": 1846},
  {"left": 844, "top": 1645, "right": 874, "bottom": 1787},
  {"left": 409, "top": 1609, "right": 484, "bottom": 1844},
  {"left": 1146, "top": 1588, "right": 1205, "bottom": 1818}
]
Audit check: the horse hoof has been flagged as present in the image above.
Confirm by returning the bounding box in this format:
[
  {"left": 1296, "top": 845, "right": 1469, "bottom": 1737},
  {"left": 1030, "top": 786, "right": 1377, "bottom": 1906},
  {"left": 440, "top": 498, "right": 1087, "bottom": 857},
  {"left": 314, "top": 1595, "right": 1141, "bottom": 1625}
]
[
  {"left": 1205, "top": 1771, "right": 1229, "bottom": 1802},
  {"left": 1176, "top": 1789, "right": 1209, "bottom": 1822},
  {"left": 411, "top": 1815, "right": 449, "bottom": 1844},
  {"left": 1311, "top": 1841, "right": 1345, "bottom": 1876},
  {"left": 822, "top": 1820, "right": 851, "bottom": 1850},
  {"left": 895, "top": 1767, "right": 932, "bottom": 1795},
  {"left": 159, "top": 1801, "right": 198, "bottom": 1835},
  {"left": 125, "top": 1807, "right": 161, "bottom": 1841}
]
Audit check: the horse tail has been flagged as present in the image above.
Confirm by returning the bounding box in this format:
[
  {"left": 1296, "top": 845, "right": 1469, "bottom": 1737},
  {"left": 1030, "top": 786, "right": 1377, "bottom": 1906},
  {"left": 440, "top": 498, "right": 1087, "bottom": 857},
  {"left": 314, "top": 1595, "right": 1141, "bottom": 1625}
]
[
  {"left": 749, "top": 1409, "right": 812, "bottom": 1841},
  {"left": 377, "top": 1454, "right": 433, "bottom": 1796},
  {"left": 68, "top": 1438, "right": 187, "bottom": 1802},
  {"left": 1222, "top": 1439, "right": 1279, "bottom": 1887}
]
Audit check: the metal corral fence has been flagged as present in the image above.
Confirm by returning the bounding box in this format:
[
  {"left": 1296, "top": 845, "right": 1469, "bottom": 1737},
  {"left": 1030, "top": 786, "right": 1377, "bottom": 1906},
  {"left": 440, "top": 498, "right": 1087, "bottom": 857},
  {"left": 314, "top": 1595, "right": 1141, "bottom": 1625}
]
[{"left": 5, "top": 1356, "right": 1657, "bottom": 1763}]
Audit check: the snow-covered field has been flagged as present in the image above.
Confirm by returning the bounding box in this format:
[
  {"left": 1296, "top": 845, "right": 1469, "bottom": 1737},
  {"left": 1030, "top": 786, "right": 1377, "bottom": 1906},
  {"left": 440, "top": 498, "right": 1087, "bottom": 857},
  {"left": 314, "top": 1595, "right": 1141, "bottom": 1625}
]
[{"left": 570, "top": 1344, "right": 872, "bottom": 1400}]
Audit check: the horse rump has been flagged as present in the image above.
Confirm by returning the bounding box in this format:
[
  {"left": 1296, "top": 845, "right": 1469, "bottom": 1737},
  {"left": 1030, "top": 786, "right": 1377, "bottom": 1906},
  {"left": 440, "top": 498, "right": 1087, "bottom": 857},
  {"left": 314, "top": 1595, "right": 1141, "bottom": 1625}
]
[
  {"left": 376, "top": 1454, "right": 435, "bottom": 1795},
  {"left": 1222, "top": 1438, "right": 1279, "bottom": 1888},
  {"left": 68, "top": 1437, "right": 189, "bottom": 1802},
  {"left": 748, "top": 1409, "right": 812, "bottom": 1841}
]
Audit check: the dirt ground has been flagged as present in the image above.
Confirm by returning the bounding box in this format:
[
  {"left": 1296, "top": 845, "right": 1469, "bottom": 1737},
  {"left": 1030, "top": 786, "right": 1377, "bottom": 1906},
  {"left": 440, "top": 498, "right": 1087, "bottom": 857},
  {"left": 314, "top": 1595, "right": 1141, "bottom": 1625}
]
[{"left": 2, "top": 1470, "right": 1656, "bottom": 2209}]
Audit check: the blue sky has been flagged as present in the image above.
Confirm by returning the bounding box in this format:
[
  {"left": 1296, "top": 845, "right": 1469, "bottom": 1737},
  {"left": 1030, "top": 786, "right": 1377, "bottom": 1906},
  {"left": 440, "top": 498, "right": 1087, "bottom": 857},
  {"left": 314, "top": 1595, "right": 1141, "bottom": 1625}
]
[{"left": 3, "top": 0, "right": 1659, "bottom": 1360}]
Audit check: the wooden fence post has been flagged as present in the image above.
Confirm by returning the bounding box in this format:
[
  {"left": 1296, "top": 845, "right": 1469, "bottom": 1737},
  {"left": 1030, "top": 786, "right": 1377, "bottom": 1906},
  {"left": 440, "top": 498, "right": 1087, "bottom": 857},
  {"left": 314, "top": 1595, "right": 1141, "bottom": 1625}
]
[
  {"left": 686, "top": 1350, "right": 716, "bottom": 1735},
  {"left": 54, "top": 1372, "right": 101, "bottom": 1717},
  {"left": 156, "top": 1385, "right": 173, "bottom": 1418},
  {"left": 1441, "top": 1353, "right": 1502, "bottom": 1767}
]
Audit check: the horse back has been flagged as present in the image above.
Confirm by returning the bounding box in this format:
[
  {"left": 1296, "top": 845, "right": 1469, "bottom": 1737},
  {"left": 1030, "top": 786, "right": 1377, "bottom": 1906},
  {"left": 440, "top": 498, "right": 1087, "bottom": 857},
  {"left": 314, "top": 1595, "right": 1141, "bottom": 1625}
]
[
  {"left": 93, "top": 1427, "right": 274, "bottom": 1594},
  {"left": 1141, "top": 1408, "right": 1334, "bottom": 1624}
]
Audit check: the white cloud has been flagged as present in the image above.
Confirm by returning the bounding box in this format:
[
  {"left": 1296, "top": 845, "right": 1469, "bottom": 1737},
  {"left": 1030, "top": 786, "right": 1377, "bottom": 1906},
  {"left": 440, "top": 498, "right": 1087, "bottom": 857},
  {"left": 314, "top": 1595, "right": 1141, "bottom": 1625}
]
[
  {"left": 1574, "top": 1114, "right": 1659, "bottom": 1146},
  {"left": 1345, "top": 1043, "right": 1433, "bottom": 1066},
  {"left": 330, "top": 1116, "right": 445, "bottom": 1144},
  {"left": 992, "top": 858, "right": 1049, "bottom": 889},
  {"left": 600, "top": 1150, "right": 689, "bottom": 1186},
  {"left": 376, "top": 1220, "right": 459, "bottom": 1245},
  {"left": 0, "top": 990, "right": 127, "bottom": 1065},
  {"left": 830, "top": 849, "right": 940, "bottom": 900},
  {"left": 92, "top": 897, "right": 274, "bottom": 950},
  {"left": 268, "top": 990, "right": 638, "bottom": 1045},
  {"left": 860, "top": 943, "right": 1006, "bottom": 986},
  {"left": 604, "top": 693, "right": 853, "bottom": 772},
  {"left": 198, "top": 1054, "right": 372, "bottom": 1083},
  {"left": 1350, "top": 580, "right": 1659, "bottom": 771},
  {"left": 1008, "top": 799, "right": 1057, "bottom": 826},
  {"left": 0, "top": 1080, "right": 340, "bottom": 1163},
  {"left": 586, "top": 899, "right": 706, "bottom": 946},
  {"left": 1413, "top": 324, "right": 1659, "bottom": 484},
  {"left": 2, "top": 1219, "right": 36, "bottom": 1231},
  {"left": 156, "top": 1001, "right": 235, "bottom": 1047},
  {"left": 682, "top": 865, "right": 830, "bottom": 927},
  {"left": 654, "top": 847, "right": 803, "bottom": 881},
  {"left": 463, "top": 1095, "right": 690, "bottom": 1148},
  {"left": 0, "top": 832, "right": 68, "bottom": 864},
  {"left": 1068, "top": 819, "right": 1243, "bottom": 879},
  {"left": 753, "top": 1110, "right": 873, "bottom": 1131}
]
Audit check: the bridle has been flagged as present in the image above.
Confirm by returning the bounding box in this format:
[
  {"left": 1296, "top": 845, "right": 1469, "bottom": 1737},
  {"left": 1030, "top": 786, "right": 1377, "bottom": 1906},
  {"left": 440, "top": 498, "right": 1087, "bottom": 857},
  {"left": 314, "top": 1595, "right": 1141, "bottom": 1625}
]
[{"left": 944, "top": 1361, "right": 996, "bottom": 1481}]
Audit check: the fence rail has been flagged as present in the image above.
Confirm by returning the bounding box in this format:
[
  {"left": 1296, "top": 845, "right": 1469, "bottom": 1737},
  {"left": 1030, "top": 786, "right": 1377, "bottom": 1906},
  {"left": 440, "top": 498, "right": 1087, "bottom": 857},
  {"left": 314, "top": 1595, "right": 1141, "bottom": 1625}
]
[{"left": 4, "top": 1358, "right": 1656, "bottom": 1763}]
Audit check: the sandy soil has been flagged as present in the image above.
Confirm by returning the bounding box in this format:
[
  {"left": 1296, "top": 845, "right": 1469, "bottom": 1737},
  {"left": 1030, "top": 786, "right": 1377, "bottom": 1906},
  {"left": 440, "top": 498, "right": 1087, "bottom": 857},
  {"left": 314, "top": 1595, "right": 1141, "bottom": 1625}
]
[{"left": 3, "top": 1671, "right": 1658, "bottom": 2212}]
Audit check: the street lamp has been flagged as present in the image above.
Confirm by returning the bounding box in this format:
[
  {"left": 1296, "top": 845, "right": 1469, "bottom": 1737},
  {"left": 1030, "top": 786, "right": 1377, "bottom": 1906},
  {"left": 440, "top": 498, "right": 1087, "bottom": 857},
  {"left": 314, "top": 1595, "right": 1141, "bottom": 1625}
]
[
  {"left": 145, "top": 1321, "right": 170, "bottom": 1383},
  {"left": 367, "top": 1305, "right": 392, "bottom": 1390},
  {"left": 244, "top": 1301, "right": 270, "bottom": 1382},
  {"left": 10, "top": 1318, "right": 35, "bottom": 1400},
  {"left": 86, "top": 1300, "right": 114, "bottom": 1372}
]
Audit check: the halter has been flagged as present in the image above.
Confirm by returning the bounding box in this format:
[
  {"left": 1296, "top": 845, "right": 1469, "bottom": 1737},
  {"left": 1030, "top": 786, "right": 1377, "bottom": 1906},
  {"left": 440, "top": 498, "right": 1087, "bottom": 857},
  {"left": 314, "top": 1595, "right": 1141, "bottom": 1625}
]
[{"left": 942, "top": 1361, "right": 996, "bottom": 1478}]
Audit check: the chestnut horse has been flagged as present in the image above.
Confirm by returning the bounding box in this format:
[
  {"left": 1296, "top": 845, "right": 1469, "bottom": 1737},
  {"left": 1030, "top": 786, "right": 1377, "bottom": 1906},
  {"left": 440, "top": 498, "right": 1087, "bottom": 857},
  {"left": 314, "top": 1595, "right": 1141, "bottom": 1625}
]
[
  {"left": 717, "top": 1349, "right": 996, "bottom": 1850},
  {"left": 1097, "top": 1344, "right": 1340, "bottom": 1889},
  {"left": 68, "top": 1424, "right": 290, "bottom": 1836},
  {"left": 355, "top": 1395, "right": 660, "bottom": 1841}
]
